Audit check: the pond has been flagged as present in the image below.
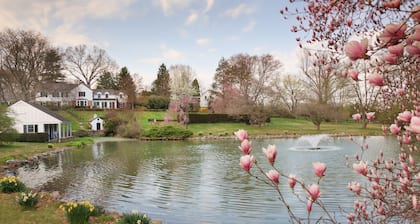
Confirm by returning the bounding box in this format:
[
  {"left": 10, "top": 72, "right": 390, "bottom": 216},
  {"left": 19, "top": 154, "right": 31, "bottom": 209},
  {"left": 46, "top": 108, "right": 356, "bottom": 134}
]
[{"left": 17, "top": 136, "right": 401, "bottom": 223}]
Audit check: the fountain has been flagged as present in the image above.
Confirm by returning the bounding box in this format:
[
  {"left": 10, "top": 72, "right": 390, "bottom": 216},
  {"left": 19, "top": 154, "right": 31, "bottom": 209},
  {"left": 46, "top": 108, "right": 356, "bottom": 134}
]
[{"left": 290, "top": 134, "right": 339, "bottom": 151}]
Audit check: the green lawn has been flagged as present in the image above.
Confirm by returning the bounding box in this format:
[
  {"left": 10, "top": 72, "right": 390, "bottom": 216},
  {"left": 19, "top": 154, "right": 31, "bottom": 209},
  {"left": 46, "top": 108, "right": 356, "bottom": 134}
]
[
  {"left": 187, "top": 117, "right": 383, "bottom": 137},
  {"left": 60, "top": 109, "right": 383, "bottom": 137}
]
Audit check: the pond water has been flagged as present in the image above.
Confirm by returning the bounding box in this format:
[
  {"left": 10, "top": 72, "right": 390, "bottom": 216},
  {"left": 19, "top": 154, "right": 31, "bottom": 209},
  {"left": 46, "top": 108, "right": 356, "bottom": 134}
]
[{"left": 17, "top": 136, "right": 401, "bottom": 223}]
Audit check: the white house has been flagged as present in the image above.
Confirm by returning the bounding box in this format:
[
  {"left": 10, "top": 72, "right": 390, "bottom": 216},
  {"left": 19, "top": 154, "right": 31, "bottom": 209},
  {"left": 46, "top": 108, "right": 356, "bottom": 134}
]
[
  {"left": 89, "top": 114, "right": 104, "bottom": 131},
  {"left": 35, "top": 82, "right": 127, "bottom": 109},
  {"left": 92, "top": 89, "right": 127, "bottom": 109},
  {"left": 8, "top": 100, "right": 72, "bottom": 142},
  {"left": 70, "top": 83, "right": 94, "bottom": 108}
]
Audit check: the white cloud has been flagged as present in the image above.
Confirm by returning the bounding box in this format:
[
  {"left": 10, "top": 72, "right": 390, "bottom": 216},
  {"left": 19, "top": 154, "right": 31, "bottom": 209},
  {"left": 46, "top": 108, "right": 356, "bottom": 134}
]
[
  {"left": 0, "top": 0, "right": 136, "bottom": 46},
  {"left": 271, "top": 47, "right": 302, "bottom": 76},
  {"left": 196, "top": 38, "right": 210, "bottom": 45},
  {"left": 185, "top": 11, "right": 199, "bottom": 25},
  {"left": 242, "top": 21, "right": 256, "bottom": 32},
  {"left": 224, "top": 3, "right": 256, "bottom": 19},
  {"left": 156, "top": 0, "right": 193, "bottom": 16},
  {"left": 163, "top": 48, "right": 185, "bottom": 60},
  {"left": 204, "top": 0, "right": 214, "bottom": 12}
]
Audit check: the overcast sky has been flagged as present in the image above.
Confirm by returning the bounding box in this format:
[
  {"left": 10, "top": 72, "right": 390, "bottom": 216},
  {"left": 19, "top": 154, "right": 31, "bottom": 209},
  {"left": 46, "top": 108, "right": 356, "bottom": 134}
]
[{"left": 0, "top": 0, "right": 302, "bottom": 90}]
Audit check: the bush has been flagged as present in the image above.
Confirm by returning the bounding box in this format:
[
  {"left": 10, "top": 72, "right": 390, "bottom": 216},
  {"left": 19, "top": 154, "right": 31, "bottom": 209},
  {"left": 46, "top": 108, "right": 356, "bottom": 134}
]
[
  {"left": 117, "top": 122, "right": 141, "bottom": 138},
  {"left": 0, "top": 129, "right": 19, "bottom": 144},
  {"left": 0, "top": 176, "right": 26, "bottom": 193},
  {"left": 16, "top": 191, "right": 40, "bottom": 209},
  {"left": 74, "top": 130, "right": 90, "bottom": 137},
  {"left": 146, "top": 96, "right": 170, "bottom": 110},
  {"left": 47, "top": 143, "right": 54, "bottom": 149},
  {"left": 141, "top": 126, "right": 193, "bottom": 139},
  {"left": 59, "top": 201, "right": 95, "bottom": 224},
  {"left": 17, "top": 133, "right": 49, "bottom": 142},
  {"left": 118, "top": 211, "right": 150, "bottom": 224},
  {"left": 188, "top": 113, "right": 249, "bottom": 123}
]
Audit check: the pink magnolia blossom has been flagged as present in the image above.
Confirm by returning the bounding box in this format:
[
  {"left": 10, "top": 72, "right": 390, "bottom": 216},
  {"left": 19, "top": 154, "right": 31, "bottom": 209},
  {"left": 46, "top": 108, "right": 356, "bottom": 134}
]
[
  {"left": 383, "top": 52, "right": 398, "bottom": 65},
  {"left": 240, "top": 155, "right": 253, "bottom": 172},
  {"left": 366, "top": 112, "right": 375, "bottom": 121},
  {"left": 344, "top": 39, "right": 368, "bottom": 60},
  {"left": 263, "top": 145, "right": 277, "bottom": 165},
  {"left": 397, "top": 111, "right": 412, "bottom": 122},
  {"left": 379, "top": 23, "right": 407, "bottom": 45},
  {"left": 409, "top": 25, "right": 420, "bottom": 41},
  {"left": 307, "top": 199, "right": 313, "bottom": 213},
  {"left": 413, "top": 6, "right": 420, "bottom": 22},
  {"left": 403, "top": 135, "right": 411, "bottom": 144},
  {"left": 234, "top": 129, "right": 248, "bottom": 142},
  {"left": 353, "top": 161, "right": 368, "bottom": 176},
  {"left": 348, "top": 69, "right": 359, "bottom": 81},
  {"left": 348, "top": 181, "right": 361, "bottom": 195},
  {"left": 390, "top": 124, "right": 401, "bottom": 134},
  {"left": 369, "top": 74, "right": 384, "bottom": 86},
  {"left": 239, "top": 139, "right": 252, "bottom": 155},
  {"left": 288, "top": 174, "right": 297, "bottom": 189},
  {"left": 352, "top": 113, "right": 361, "bottom": 121},
  {"left": 406, "top": 116, "right": 420, "bottom": 134},
  {"left": 312, "top": 162, "right": 327, "bottom": 177},
  {"left": 266, "top": 170, "right": 279, "bottom": 184},
  {"left": 406, "top": 43, "right": 420, "bottom": 56},
  {"left": 307, "top": 184, "right": 321, "bottom": 201},
  {"left": 397, "top": 88, "right": 405, "bottom": 96},
  {"left": 388, "top": 44, "right": 404, "bottom": 56},
  {"left": 346, "top": 18, "right": 352, "bottom": 27},
  {"left": 414, "top": 195, "right": 419, "bottom": 210}
]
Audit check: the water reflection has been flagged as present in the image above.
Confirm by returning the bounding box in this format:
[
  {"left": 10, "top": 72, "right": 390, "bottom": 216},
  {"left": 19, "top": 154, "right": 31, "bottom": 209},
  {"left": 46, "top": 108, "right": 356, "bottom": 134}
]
[{"left": 17, "top": 136, "right": 400, "bottom": 223}]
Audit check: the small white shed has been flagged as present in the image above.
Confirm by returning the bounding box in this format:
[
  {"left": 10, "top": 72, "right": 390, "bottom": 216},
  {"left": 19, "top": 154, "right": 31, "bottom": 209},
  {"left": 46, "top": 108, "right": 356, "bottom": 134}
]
[{"left": 89, "top": 114, "right": 104, "bottom": 131}]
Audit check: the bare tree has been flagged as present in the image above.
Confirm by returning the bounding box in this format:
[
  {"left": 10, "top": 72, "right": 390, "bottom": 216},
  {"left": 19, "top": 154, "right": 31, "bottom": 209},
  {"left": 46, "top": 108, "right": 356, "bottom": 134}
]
[
  {"left": 64, "top": 45, "right": 116, "bottom": 88},
  {"left": 211, "top": 54, "right": 282, "bottom": 125},
  {"left": 272, "top": 74, "right": 307, "bottom": 114},
  {"left": 0, "top": 29, "right": 64, "bottom": 102}
]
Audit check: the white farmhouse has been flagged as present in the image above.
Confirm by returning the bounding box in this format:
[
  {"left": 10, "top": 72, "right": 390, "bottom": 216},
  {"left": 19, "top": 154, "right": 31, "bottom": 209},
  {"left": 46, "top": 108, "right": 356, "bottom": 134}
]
[
  {"left": 70, "top": 83, "right": 94, "bottom": 108},
  {"left": 93, "top": 89, "right": 127, "bottom": 109},
  {"left": 8, "top": 100, "right": 72, "bottom": 142}
]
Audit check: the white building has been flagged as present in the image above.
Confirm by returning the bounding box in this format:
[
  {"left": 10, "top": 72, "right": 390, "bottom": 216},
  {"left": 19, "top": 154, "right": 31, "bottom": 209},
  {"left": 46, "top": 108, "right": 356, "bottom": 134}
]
[
  {"left": 89, "top": 114, "right": 104, "bottom": 131},
  {"left": 35, "top": 82, "right": 127, "bottom": 109},
  {"left": 8, "top": 100, "right": 72, "bottom": 142}
]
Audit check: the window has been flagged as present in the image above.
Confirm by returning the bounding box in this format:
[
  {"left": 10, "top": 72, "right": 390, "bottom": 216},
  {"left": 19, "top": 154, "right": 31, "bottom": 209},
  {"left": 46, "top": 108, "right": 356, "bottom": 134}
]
[
  {"left": 97, "top": 93, "right": 101, "bottom": 99},
  {"left": 78, "top": 91, "right": 85, "bottom": 97},
  {"left": 105, "top": 93, "right": 109, "bottom": 98},
  {"left": 40, "top": 92, "right": 48, "bottom": 97},
  {"left": 23, "top": 124, "right": 38, "bottom": 133},
  {"left": 63, "top": 92, "right": 68, "bottom": 97},
  {"left": 52, "top": 92, "right": 59, "bottom": 97}
]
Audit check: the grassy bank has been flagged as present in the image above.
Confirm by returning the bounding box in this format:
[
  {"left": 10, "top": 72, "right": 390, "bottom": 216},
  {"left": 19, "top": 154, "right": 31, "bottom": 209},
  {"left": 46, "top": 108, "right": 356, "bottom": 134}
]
[{"left": 0, "top": 137, "right": 94, "bottom": 164}]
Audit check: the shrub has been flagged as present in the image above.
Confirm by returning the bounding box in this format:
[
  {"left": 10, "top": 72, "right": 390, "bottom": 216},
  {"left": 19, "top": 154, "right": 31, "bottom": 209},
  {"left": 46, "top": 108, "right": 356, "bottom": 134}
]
[
  {"left": 59, "top": 201, "right": 95, "bottom": 224},
  {"left": 16, "top": 191, "right": 40, "bottom": 209},
  {"left": 47, "top": 143, "right": 54, "bottom": 149},
  {"left": 17, "top": 133, "right": 49, "bottom": 142},
  {"left": 117, "top": 122, "right": 141, "bottom": 138},
  {"left": 141, "top": 125, "right": 193, "bottom": 139},
  {"left": 118, "top": 211, "right": 150, "bottom": 224},
  {"left": 146, "top": 96, "right": 170, "bottom": 110},
  {"left": 0, "top": 129, "right": 19, "bottom": 145},
  {"left": 0, "top": 176, "right": 26, "bottom": 193}
]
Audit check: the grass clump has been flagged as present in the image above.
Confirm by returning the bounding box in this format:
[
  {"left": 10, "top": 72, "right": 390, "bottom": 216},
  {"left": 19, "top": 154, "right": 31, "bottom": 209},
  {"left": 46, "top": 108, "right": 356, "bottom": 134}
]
[
  {"left": 141, "top": 125, "right": 193, "bottom": 139},
  {"left": 0, "top": 176, "right": 26, "bottom": 193},
  {"left": 16, "top": 191, "right": 40, "bottom": 209},
  {"left": 118, "top": 211, "right": 150, "bottom": 224},
  {"left": 59, "top": 201, "right": 95, "bottom": 224}
]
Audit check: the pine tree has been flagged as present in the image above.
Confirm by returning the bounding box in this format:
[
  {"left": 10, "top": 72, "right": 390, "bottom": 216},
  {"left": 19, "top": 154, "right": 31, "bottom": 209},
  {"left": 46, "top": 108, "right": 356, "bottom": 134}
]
[
  {"left": 96, "top": 71, "right": 118, "bottom": 90},
  {"left": 151, "top": 64, "right": 171, "bottom": 97},
  {"left": 117, "top": 67, "right": 136, "bottom": 109}
]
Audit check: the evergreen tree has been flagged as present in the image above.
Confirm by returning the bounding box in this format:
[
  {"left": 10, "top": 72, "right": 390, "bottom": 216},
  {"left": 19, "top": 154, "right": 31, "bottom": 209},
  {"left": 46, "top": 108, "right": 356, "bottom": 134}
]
[
  {"left": 117, "top": 67, "right": 136, "bottom": 109},
  {"left": 191, "top": 78, "right": 200, "bottom": 97},
  {"left": 96, "top": 71, "right": 118, "bottom": 89},
  {"left": 151, "top": 64, "right": 171, "bottom": 97}
]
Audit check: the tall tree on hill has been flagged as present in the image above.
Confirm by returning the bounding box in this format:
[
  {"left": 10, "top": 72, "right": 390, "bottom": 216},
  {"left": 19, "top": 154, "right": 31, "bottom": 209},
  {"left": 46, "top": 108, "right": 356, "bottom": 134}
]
[
  {"left": 117, "top": 67, "right": 136, "bottom": 109},
  {"left": 64, "top": 45, "right": 116, "bottom": 88},
  {"left": 151, "top": 63, "right": 171, "bottom": 97},
  {"left": 96, "top": 71, "right": 118, "bottom": 90},
  {"left": 0, "top": 29, "right": 64, "bottom": 102}
]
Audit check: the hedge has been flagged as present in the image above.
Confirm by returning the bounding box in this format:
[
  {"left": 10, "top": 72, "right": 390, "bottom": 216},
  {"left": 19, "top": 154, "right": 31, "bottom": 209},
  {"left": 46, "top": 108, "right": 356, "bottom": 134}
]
[
  {"left": 17, "top": 133, "right": 49, "bottom": 142},
  {"left": 188, "top": 113, "right": 271, "bottom": 124}
]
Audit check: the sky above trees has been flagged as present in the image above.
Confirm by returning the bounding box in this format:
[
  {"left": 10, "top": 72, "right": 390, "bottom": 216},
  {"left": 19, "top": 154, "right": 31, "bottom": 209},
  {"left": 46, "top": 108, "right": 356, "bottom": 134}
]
[{"left": 0, "top": 0, "right": 299, "bottom": 89}]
